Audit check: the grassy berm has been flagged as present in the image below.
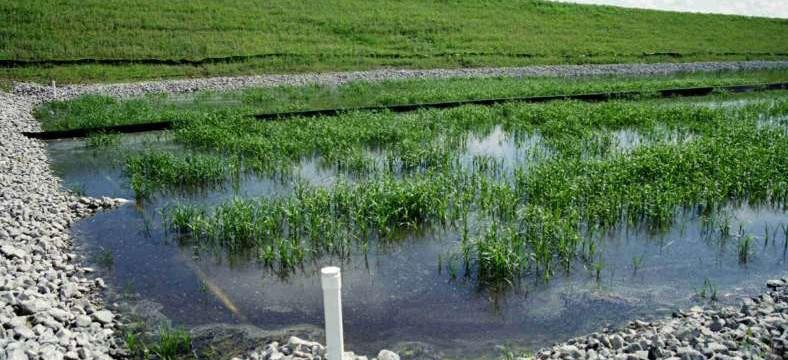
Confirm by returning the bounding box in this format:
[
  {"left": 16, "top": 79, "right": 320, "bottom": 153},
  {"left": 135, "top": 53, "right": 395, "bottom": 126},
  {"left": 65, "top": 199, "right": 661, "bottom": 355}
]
[{"left": 1, "top": 0, "right": 787, "bottom": 83}]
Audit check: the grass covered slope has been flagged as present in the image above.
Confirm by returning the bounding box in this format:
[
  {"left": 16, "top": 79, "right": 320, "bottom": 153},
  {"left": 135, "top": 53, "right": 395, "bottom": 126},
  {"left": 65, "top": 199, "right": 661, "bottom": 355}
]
[{"left": 2, "top": 0, "right": 788, "bottom": 83}]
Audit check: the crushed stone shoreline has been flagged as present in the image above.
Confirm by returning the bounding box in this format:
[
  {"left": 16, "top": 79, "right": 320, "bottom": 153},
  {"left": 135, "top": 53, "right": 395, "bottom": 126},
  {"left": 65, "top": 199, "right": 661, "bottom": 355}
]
[
  {"left": 531, "top": 279, "right": 788, "bottom": 360},
  {"left": 1, "top": 61, "right": 787, "bottom": 359},
  {"left": 1, "top": 92, "right": 126, "bottom": 359}
]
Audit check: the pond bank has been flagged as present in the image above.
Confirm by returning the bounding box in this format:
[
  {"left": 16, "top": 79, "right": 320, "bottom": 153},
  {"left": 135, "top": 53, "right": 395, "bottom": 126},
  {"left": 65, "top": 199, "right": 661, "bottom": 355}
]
[{"left": 531, "top": 279, "right": 787, "bottom": 359}]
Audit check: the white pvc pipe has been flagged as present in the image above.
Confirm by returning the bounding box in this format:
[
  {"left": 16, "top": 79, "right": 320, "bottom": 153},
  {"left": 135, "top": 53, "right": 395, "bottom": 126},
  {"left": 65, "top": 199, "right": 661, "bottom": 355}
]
[
  {"left": 51, "top": 80, "right": 57, "bottom": 98},
  {"left": 321, "top": 266, "right": 344, "bottom": 360}
]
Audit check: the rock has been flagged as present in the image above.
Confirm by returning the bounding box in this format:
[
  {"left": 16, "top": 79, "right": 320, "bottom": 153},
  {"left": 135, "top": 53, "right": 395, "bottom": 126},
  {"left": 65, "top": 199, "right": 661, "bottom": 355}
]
[
  {"left": 675, "top": 326, "right": 700, "bottom": 342},
  {"left": 676, "top": 347, "right": 703, "bottom": 360},
  {"left": 6, "top": 347, "right": 29, "bottom": 360},
  {"left": 377, "top": 350, "right": 400, "bottom": 360},
  {"left": 558, "top": 344, "right": 582, "bottom": 358},
  {"left": 709, "top": 318, "right": 725, "bottom": 332},
  {"left": 1, "top": 245, "right": 26, "bottom": 259},
  {"left": 92, "top": 310, "right": 113, "bottom": 324},
  {"left": 703, "top": 342, "right": 727, "bottom": 355},
  {"left": 13, "top": 324, "right": 35, "bottom": 339},
  {"left": 18, "top": 298, "right": 49, "bottom": 315},
  {"left": 624, "top": 342, "right": 642, "bottom": 353},
  {"left": 766, "top": 279, "right": 785, "bottom": 289},
  {"left": 609, "top": 335, "right": 625, "bottom": 349}
]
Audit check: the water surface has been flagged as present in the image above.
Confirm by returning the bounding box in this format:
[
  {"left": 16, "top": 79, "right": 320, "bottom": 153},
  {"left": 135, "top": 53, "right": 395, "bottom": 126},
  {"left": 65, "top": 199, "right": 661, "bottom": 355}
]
[{"left": 49, "top": 124, "right": 787, "bottom": 359}]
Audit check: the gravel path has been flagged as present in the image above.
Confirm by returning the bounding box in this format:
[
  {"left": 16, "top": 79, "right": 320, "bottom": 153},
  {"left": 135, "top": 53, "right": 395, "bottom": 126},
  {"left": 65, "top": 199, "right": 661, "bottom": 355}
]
[
  {"left": 1, "top": 61, "right": 787, "bottom": 359},
  {"left": 12, "top": 60, "right": 788, "bottom": 101}
]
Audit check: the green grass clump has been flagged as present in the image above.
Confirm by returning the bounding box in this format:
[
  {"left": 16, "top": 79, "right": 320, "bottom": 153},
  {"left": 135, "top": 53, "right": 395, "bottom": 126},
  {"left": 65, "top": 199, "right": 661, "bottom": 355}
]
[
  {"left": 738, "top": 234, "right": 755, "bottom": 264},
  {"left": 167, "top": 174, "right": 453, "bottom": 269},
  {"left": 34, "top": 69, "right": 788, "bottom": 131},
  {"left": 85, "top": 132, "right": 121, "bottom": 148},
  {"left": 3, "top": 0, "right": 788, "bottom": 83},
  {"left": 126, "top": 151, "right": 232, "bottom": 197},
  {"left": 122, "top": 322, "right": 191, "bottom": 360},
  {"left": 152, "top": 325, "right": 191, "bottom": 360}
]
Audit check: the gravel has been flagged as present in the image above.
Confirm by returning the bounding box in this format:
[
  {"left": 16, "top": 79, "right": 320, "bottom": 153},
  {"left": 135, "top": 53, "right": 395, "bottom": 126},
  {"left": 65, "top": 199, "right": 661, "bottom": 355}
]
[
  {"left": 12, "top": 60, "right": 788, "bottom": 101},
  {"left": 0, "top": 92, "right": 125, "bottom": 358},
  {"left": 530, "top": 279, "right": 788, "bottom": 360},
  {"left": 236, "top": 336, "right": 400, "bottom": 360},
  {"left": 2, "top": 61, "right": 787, "bottom": 359}
]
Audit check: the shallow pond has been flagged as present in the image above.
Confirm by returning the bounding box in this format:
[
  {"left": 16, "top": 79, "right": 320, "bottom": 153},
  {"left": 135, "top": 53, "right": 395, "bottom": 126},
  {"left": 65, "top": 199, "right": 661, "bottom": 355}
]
[{"left": 49, "top": 126, "right": 787, "bottom": 359}]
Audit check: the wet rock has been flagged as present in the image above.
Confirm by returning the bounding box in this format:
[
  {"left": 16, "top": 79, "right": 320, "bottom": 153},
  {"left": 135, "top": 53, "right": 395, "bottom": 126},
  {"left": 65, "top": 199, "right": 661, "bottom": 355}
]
[
  {"left": 609, "top": 335, "right": 625, "bottom": 349},
  {"left": 377, "top": 349, "right": 400, "bottom": 360}
]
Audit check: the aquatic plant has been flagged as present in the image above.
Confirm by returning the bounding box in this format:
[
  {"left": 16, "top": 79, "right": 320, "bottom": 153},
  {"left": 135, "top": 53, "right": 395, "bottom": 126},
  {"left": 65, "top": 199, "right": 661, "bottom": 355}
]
[
  {"left": 631, "top": 255, "right": 644, "bottom": 275},
  {"left": 739, "top": 235, "right": 755, "bottom": 264},
  {"left": 86, "top": 132, "right": 121, "bottom": 148},
  {"left": 126, "top": 151, "right": 233, "bottom": 197},
  {"left": 86, "top": 90, "right": 788, "bottom": 287},
  {"left": 698, "top": 278, "right": 718, "bottom": 302},
  {"left": 93, "top": 248, "right": 114, "bottom": 268},
  {"left": 152, "top": 325, "right": 191, "bottom": 360}
]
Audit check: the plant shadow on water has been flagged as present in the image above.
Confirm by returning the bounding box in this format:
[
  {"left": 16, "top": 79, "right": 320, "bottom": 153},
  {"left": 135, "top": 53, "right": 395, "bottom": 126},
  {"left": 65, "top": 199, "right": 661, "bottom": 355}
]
[{"left": 49, "top": 99, "right": 788, "bottom": 359}]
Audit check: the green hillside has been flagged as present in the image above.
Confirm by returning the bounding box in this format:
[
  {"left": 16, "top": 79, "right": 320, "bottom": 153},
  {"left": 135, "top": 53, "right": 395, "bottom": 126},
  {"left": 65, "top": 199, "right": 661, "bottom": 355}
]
[{"left": 1, "top": 0, "right": 786, "bottom": 83}]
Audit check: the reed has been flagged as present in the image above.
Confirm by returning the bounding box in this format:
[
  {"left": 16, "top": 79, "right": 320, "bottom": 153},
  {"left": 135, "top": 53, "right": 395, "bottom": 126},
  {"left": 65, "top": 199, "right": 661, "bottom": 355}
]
[{"left": 62, "top": 87, "right": 788, "bottom": 286}]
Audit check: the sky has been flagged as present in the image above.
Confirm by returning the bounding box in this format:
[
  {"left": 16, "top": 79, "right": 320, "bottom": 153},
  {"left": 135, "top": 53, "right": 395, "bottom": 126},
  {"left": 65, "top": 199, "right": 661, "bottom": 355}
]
[{"left": 553, "top": 0, "right": 788, "bottom": 19}]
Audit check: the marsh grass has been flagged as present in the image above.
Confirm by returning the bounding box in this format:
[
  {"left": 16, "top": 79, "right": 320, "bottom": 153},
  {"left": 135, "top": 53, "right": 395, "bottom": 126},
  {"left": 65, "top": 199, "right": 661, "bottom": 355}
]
[
  {"left": 34, "top": 70, "right": 788, "bottom": 131},
  {"left": 139, "top": 94, "right": 788, "bottom": 285},
  {"left": 126, "top": 151, "right": 234, "bottom": 197},
  {"left": 120, "top": 321, "right": 190, "bottom": 360},
  {"left": 54, "top": 84, "right": 788, "bottom": 287},
  {"left": 85, "top": 132, "right": 121, "bottom": 148},
  {"left": 738, "top": 235, "right": 755, "bottom": 264},
  {"left": 698, "top": 278, "right": 719, "bottom": 302},
  {"left": 152, "top": 325, "right": 191, "bottom": 360}
]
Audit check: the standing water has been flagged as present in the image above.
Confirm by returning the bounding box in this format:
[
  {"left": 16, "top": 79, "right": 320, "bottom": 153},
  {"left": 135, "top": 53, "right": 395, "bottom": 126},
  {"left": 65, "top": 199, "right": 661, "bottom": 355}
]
[{"left": 49, "top": 122, "right": 787, "bottom": 358}]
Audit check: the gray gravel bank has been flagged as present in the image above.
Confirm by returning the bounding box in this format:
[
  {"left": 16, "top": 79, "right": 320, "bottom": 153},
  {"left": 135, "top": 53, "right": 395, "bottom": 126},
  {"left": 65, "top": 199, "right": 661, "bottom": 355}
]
[
  {"left": 0, "top": 93, "right": 124, "bottom": 359},
  {"left": 531, "top": 279, "right": 788, "bottom": 360},
  {"left": 13, "top": 61, "right": 788, "bottom": 101}
]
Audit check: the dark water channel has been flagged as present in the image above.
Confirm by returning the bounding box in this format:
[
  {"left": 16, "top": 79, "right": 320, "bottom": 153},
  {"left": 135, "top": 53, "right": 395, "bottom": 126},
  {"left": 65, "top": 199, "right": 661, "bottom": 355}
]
[{"left": 48, "top": 129, "right": 787, "bottom": 359}]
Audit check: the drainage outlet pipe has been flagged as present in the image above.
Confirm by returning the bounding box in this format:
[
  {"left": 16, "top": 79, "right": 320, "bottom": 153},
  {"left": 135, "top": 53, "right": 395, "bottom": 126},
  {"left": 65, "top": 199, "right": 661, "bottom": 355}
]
[{"left": 321, "top": 266, "right": 344, "bottom": 360}]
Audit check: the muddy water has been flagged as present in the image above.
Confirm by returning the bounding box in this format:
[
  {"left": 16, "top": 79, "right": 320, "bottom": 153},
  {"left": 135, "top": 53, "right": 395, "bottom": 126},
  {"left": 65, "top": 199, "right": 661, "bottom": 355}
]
[{"left": 49, "top": 129, "right": 787, "bottom": 359}]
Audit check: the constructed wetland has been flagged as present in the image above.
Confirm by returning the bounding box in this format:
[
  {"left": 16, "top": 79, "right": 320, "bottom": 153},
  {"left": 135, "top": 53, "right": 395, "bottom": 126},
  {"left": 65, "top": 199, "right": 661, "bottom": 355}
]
[{"left": 36, "top": 77, "right": 788, "bottom": 359}]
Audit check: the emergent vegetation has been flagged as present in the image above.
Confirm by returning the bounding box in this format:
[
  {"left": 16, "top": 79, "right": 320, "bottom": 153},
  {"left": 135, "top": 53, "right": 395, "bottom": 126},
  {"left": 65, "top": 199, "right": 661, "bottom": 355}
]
[
  {"left": 135, "top": 95, "right": 788, "bottom": 286},
  {"left": 34, "top": 69, "right": 788, "bottom": 131}
]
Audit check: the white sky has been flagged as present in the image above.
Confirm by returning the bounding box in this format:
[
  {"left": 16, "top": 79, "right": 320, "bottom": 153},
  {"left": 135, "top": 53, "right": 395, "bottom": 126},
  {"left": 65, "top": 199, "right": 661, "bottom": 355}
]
[{"left": 552, "top": 0, "right": 788, "bottom": 19}]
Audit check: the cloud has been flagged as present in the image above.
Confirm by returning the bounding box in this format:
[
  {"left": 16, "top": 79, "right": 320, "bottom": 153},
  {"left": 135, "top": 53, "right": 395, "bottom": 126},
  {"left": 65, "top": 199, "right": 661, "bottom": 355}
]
[{"left": 553, "top": 0, "right": 788, "bottom": 19}]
